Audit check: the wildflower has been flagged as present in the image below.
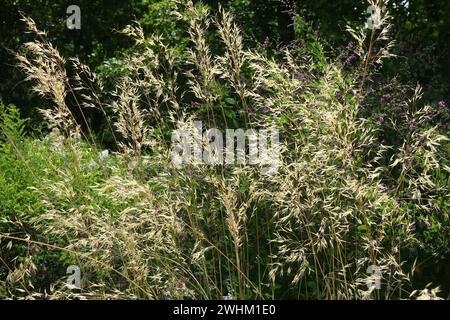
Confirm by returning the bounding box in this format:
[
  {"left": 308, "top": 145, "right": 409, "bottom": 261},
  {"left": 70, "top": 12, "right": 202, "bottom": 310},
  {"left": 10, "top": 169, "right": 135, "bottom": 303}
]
[
  {"left": 437, "top": 100, "right": 446, "bottom": 109},
  {"left": 263, "top": 36, "right": 270, "bottom": 48},
  {"left": 346, "top": 41, "right": 354, "bottom": 49},
  {"left": 345, "top": 53, "right": 357, "bottom": 64},
  {"left": 381, "top": 93, "right": 392, "bottom": 102}
]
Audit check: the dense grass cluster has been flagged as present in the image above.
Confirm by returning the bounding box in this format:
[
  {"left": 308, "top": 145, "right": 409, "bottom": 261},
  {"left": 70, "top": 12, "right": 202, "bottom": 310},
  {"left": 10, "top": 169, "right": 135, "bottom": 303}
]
[{"left": 0, "top": 0, "right": 448, "bottom": 299}]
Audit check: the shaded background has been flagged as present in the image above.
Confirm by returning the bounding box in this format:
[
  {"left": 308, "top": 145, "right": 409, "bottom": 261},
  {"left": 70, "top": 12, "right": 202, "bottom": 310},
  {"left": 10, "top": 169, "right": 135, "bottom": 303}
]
[{"left": 1, "top": 0, "right": 449, "bottom": 118}]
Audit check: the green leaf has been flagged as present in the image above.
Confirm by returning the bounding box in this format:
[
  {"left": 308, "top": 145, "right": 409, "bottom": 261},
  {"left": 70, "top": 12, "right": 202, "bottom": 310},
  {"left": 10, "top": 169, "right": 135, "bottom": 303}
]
[{"left": 225, "top": 98, "right": 236, "bottom": 105}]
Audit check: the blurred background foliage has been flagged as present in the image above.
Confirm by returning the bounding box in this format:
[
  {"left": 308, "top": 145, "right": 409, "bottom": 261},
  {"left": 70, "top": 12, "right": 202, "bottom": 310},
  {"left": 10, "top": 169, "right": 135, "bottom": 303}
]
[{"left": 1, "top": 0, "right": 449, "bottom": 121}]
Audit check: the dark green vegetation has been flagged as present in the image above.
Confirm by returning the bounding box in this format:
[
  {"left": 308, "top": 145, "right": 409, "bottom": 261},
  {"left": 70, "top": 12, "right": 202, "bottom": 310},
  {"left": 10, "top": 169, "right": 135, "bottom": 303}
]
[{"left": 0, "top": 0, "right": 449, "bottom": 299}]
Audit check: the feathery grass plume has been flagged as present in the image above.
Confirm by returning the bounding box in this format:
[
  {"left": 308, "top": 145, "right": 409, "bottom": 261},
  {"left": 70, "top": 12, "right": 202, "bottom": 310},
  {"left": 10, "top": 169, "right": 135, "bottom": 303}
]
[
  {"left": 24, "top": 156, "right": 201, "bottom": 299},
  {"left": 180, "top": 1, "right": 221, "bottom": 127},
  {"left": 346, "top": 0, "right": 396, "bottom": 94},
  {"left": 69, "top": 57, "right": 119, "bottom": 144},
  {"left": 2, "top": 2, "right": 447, "bottom": 300},
  {"left": 119, "top": 22, "right": 183, "bottom": 146},
  {"left": 215, "top": 6, "right": 250, "bottom": 126},
  {"left": 217, "top": 177, "right": 250, "bottom": 298},
  {"left": 410, "top": 284, "right": 444, "bottom": 300},
  {"left": 15, "top": 14, "right": 76, "bottom": 135},
  {"left": 244, "top": 27, "right": 410, "bottom": 298},
  {"left": 110, "top": 77, "right": 149, "bottom": 157}
]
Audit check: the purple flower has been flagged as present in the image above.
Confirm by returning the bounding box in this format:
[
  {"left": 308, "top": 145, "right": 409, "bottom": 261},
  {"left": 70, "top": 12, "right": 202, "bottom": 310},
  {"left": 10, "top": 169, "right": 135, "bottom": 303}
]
[
  {"left": 345, "top": 53, "right": 357, "bottom": 64},
  {"left": 346, "top": 41, "right": 354, "bottom": 49},
  {"left": 381, "top": 93, "right": 392, "bottom": 102},
  {"left": 263, "top": 36, "right": 270, "bottom": 48},
  {"left": 438, "top": 100, "right": 446, "bottom": 109}
]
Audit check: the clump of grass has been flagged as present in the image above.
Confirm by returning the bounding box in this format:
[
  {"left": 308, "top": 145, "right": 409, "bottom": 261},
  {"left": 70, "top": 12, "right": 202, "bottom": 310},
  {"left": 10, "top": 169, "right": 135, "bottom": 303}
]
[{"left": 0, "top": 0, "right": 448, "bottom": 300}]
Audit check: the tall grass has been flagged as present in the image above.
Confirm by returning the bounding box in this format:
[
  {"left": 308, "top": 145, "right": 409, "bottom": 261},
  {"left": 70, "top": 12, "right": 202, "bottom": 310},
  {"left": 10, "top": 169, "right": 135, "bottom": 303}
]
[{"left": 0, "top": 0, "right": 448, "bottom": 300}]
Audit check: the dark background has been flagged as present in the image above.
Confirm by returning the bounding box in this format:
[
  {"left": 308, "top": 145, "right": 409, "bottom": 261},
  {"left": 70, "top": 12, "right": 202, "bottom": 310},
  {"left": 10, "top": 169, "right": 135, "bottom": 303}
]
[{"left": 1, "top": 0, "right": 449, "bottom": 119}]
